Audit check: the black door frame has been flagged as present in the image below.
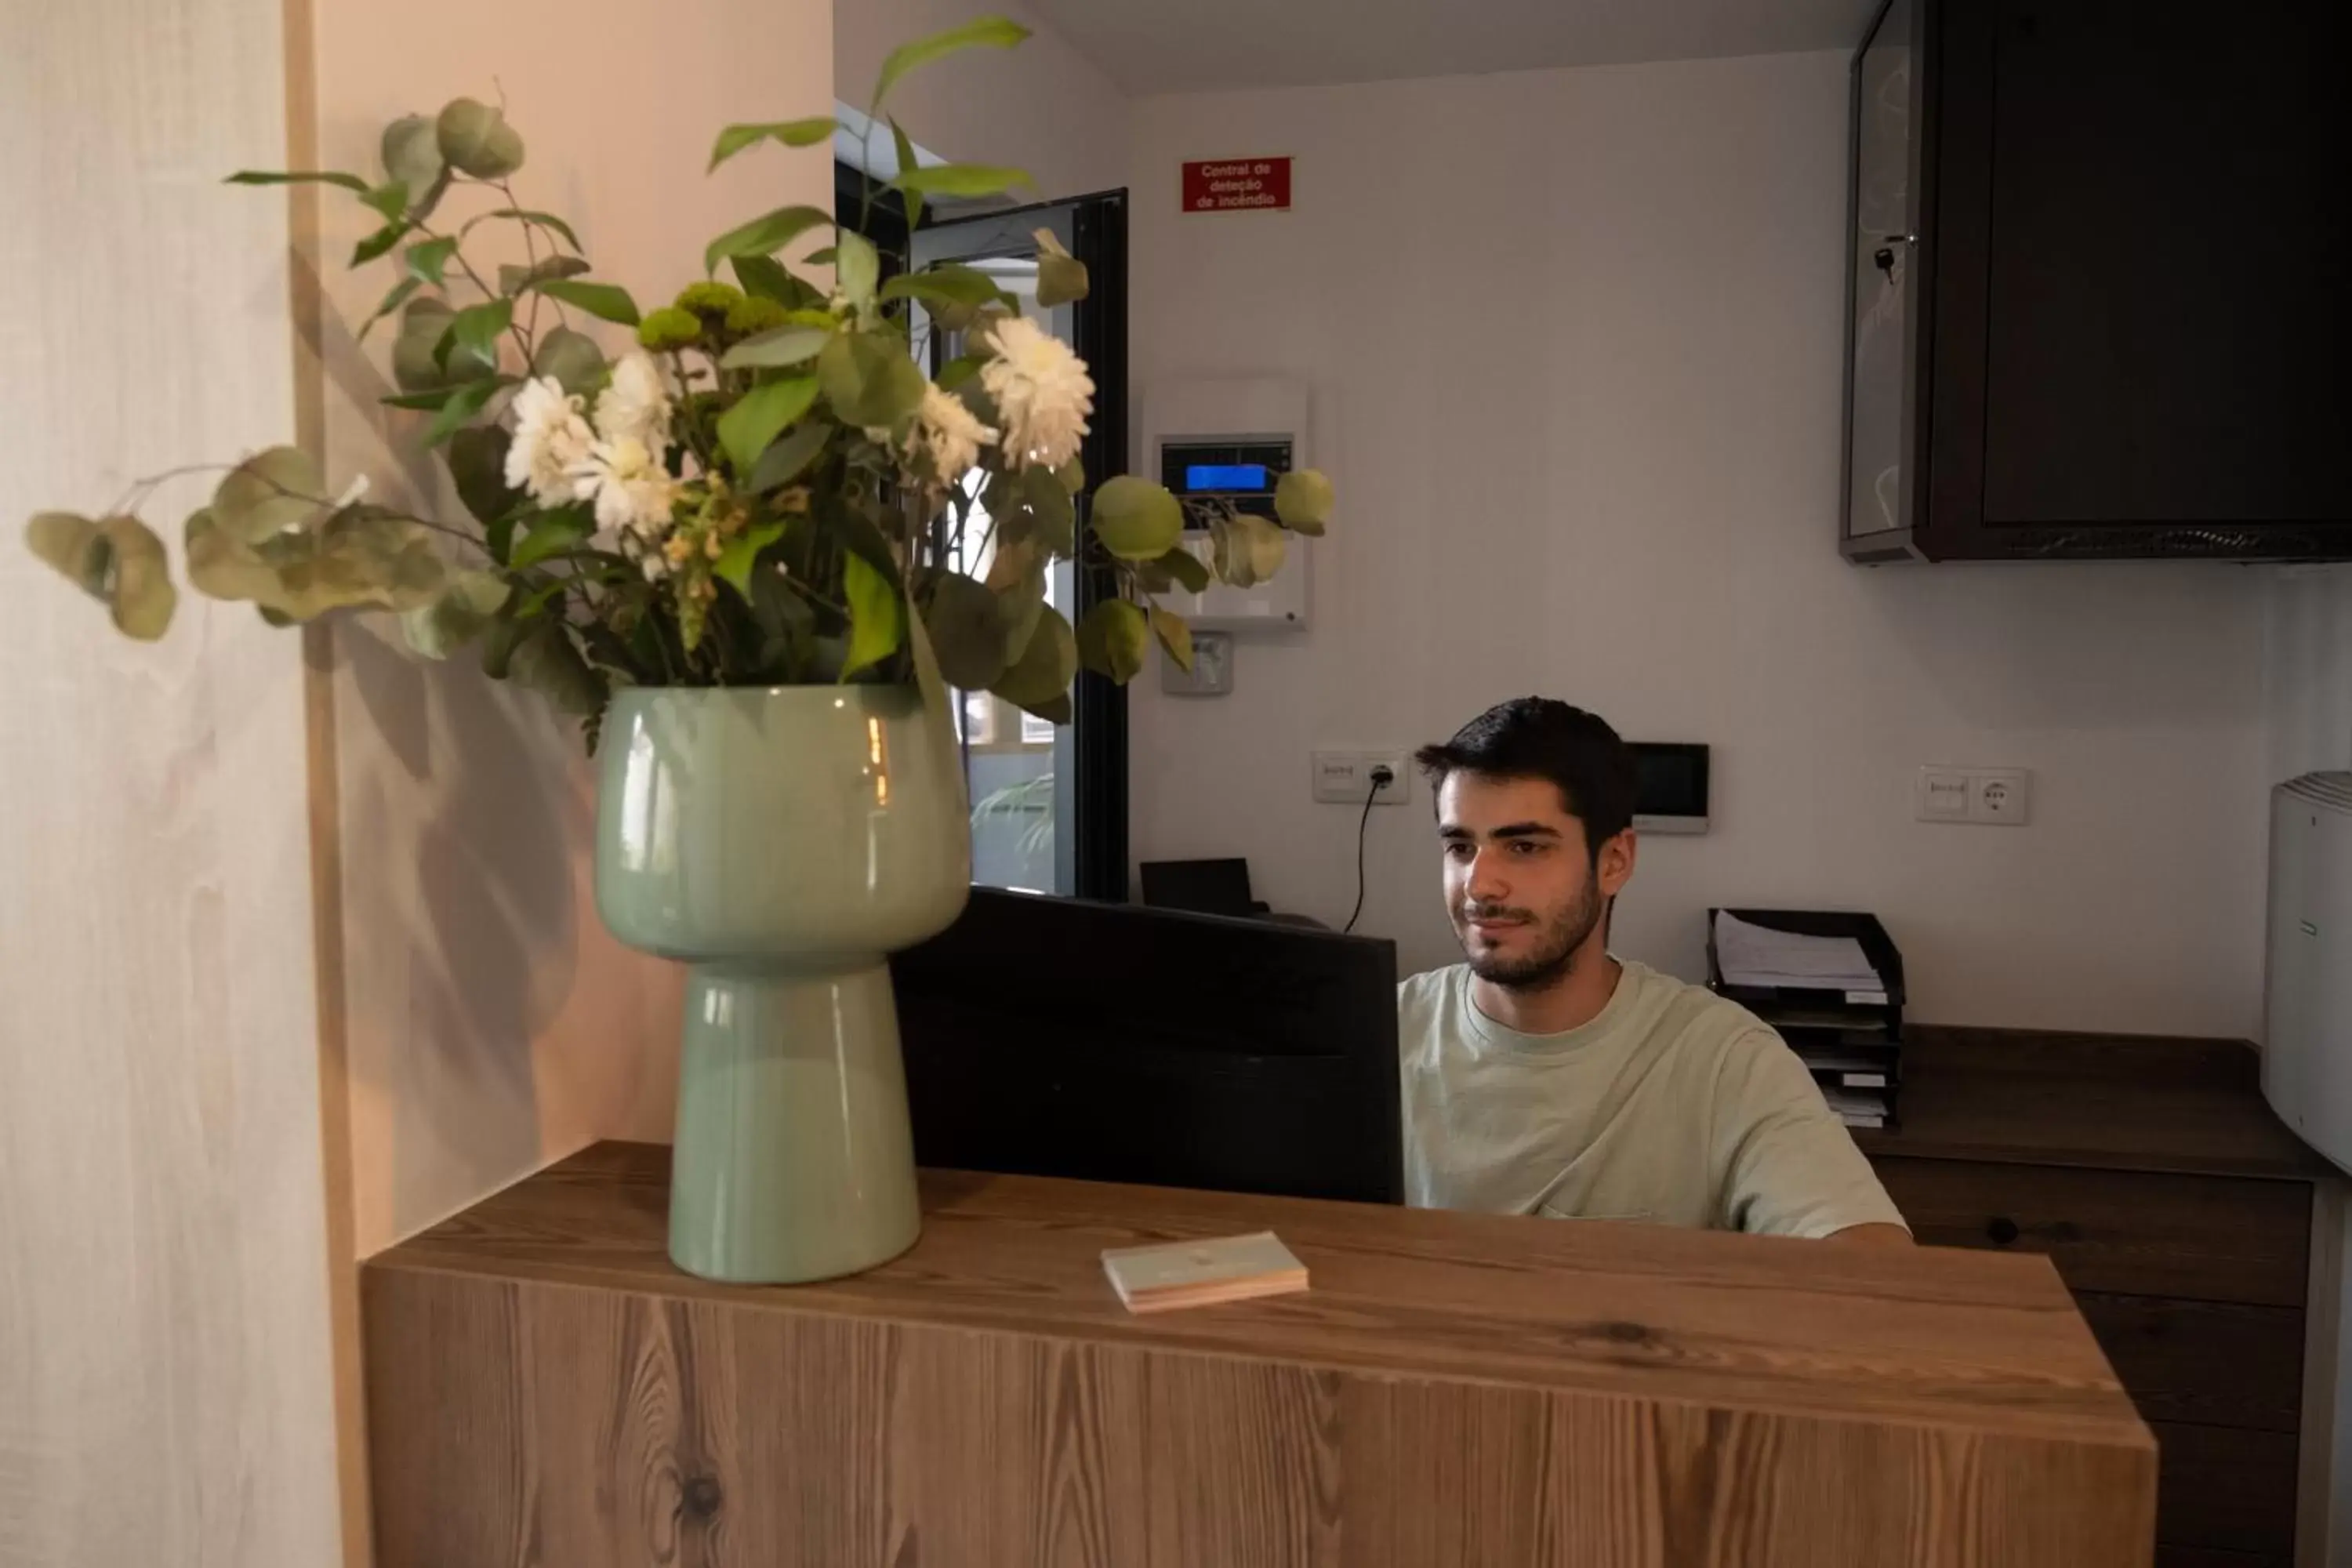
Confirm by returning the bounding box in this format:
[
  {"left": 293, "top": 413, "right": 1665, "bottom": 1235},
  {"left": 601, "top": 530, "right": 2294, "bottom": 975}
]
[{"left": 845, "top": 180, "right": 1133, "bottom": 903}]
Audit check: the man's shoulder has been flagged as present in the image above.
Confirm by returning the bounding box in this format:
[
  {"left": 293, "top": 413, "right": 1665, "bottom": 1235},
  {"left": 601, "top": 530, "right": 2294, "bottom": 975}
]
[
  {"left": 1396, "top": 964, "right": 1471, "bottom": 1058},
  {"left": 1622, "top": 961, "right": 1779, "bottom": 1055}
]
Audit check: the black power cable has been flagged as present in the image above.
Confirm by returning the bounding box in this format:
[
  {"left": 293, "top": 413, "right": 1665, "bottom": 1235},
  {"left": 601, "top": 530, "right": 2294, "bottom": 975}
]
[{"left": 1342, "top": 765, "right": 1394, "bottom": 935}]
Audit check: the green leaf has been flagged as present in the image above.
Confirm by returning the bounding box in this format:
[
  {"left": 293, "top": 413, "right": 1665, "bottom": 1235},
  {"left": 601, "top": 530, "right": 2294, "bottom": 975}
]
[
  {"left": 836, "top": 230, "right": 880, "bottom": 307},
  {"left": 531, "top": 325, "right": 604, "bottom": 397},
  {"left": 225, "top": 169, "right": 368, "bottom": 193},
  {"left": 436, "top": 97, "right": 524, "bottom": 179},
  {"left": 360, "top": 181, "right": 410, "bottom": 223},
  {"left": 719, "top": 325, "right": 829, "bottom": 372},
  {"left": 991, "top": 552, "right": 1047, "bottom": 658},
  {"left": 879, "top": 264, "right": 1013, "bottom": 323},
  {"left": 1020, "top": 464, "right": 1076, "bottom": 555},
  {"left": 1212, "top": 513, "right": 1288, "bottom": 588},
  {"left": 508, "top": 621, "right": 606, "bottom": 717},
  {"left": 358, "top": 274, "right": 423, "bottom": 339},
  {"left": 935, "top": 350, "right": 989, "bottom": 390},
  {"left": 379, "top": 114, "right": 445, "bottom": 196},
  {"left": 891, "top": 163, "right": 1032, "bottom": 201},
  {"left": 187, "top": 503, "right": 447, "bottom": 621},
  {"left": 213, "top": 446, "right": 326, "bottom": 543},
  {"left": 872, "top": 16, "right": 1030, "bottom": 110},
  {"left": 101, "top": 517, "right": 176, "bottom": 640},
  {"left": 746, "top": 420, "right": 830, "bottom": 493},
  {"left": 499, "top": 254, "right": 590, "bottom": 295},
  {"left": 889, "top": 118, "right": 924, "bottom": 228},
  {"left": 1274, "top": 468, "right": 1334, "bottom": 535},
  {"left": 1153, "top": 544, "right": 1211, "bottom": 594},
  {"left": 351, "top": 220, "right": 412, "bottom": 267},
  {"left": 1091, "top": 476, "right": 1183, "bottom": 561},
  {"left": 1076, "top": 598, "right": 1149, "bottom": 683},
  {"left": 24, "top": 512, "right": 103, "bottom": 592},
  {"left": 702, "top": 204, "right": 832, "bottom": 278},
  {"left": 405, "top": 235, "right": 458, "bottom": 287},
  {"left": 707, "top": 116, "right": 838, "bottom": 172},
  {"left": 1054, "top": 455, "right": 1086, "bottom": 495},
  {"left": 1149, "top": 605, "right": 1194, "bottom": 672},
  {"left": 445, "top": 426, "right": 518, "bottom": 527},
  {"left": 465, "top": 207, "right": 583, "bottom": 252},
  {"left": 991, "top": 602, "right": 1075, "bottom": 713},
  {"left": 713, "top": 520, "right": 788, "bottom": 597},
  {"left": 840, "top": 550, "right": 904, "bottom": 680},
  {"left": 717, "top": 376, "right": 819, "bottom": 474},
  {"left": 509, "top": 506, "right": 593, "bottom": 570},
  {"left": 535, "top": 278, "right": 640, "bottom": 325},
  {"left": 391, "top": 297, "right": 457, "bottom": 392},
  {"left": 1036, "top": 251, "right": 1088, "bottom": 309},
  {"left": 447, "top": 298, "right": 512, "bottom": 371},
  {"left": 816, "top": 332, "right": 924, "bottom": 428},
  {"left": 399, "top": 569, "right": 509, "bottom": 659},
  {"left": 421, "top": 378, "right": 505, "bottom": 447},
  {"left": 24, "top": 513, "right": 177, "bottom": 641},
  {"left": 923, "top": 571, "right": 1008, "bottom": 689},
  {"left": 732, "top": 253, "right": 818, "bottom": 307}
]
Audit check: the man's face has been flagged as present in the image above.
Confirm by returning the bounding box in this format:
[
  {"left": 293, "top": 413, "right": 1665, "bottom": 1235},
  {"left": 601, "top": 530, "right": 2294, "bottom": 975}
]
[{"left": 1436, "top": 771, "right": 1634, "bottom": 990}]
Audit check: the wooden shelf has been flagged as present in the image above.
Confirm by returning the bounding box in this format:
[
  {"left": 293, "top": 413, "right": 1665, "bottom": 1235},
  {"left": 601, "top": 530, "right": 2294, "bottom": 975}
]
[{"left": 365, "top": 1142, "right": 2156, "bottom": 1567}]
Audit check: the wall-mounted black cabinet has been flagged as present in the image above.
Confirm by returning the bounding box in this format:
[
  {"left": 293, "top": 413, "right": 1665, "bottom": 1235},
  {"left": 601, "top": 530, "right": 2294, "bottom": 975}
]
[{"left": 1842, "top": 0, "right": 2352, "bottom": 562}]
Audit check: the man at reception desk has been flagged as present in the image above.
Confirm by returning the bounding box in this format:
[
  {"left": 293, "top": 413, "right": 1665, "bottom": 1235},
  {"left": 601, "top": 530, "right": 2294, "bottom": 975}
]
[{"left": 1401, "top": 698, "right": 1909, "bottom": 1243}]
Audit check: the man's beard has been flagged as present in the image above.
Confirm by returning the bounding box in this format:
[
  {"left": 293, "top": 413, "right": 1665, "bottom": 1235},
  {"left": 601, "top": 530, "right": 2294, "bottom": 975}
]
[{"left": 1456, "top": 876, "right": 1604, "bottom": 992}]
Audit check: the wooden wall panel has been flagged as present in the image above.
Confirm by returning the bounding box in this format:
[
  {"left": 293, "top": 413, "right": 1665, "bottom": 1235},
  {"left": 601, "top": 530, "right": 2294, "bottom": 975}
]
[{"left": 0, "top": 1, "right": 342, "bottom": 1564}]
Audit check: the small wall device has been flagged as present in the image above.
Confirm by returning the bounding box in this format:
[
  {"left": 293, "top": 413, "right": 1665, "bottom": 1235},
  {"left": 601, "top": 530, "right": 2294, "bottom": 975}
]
[
  {"left": 1140, "top": 376, "right": 1312, "bottom": 632},
  {"left": 1631, "top": 743, "right": 1711, "bottom": 834}
]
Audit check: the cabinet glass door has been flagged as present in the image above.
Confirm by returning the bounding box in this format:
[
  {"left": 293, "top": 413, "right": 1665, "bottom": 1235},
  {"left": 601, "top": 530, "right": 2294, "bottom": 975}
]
[{"left": 1845, "top": 0, "right": 1920, "bottom": 544}]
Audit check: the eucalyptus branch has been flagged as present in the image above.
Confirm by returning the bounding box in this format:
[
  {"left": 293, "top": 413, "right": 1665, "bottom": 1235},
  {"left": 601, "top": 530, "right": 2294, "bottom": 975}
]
[
  {"left": 407, "top": 213, "right": 531, "bottom": 372},
  {"left": 498, "top": 177, "right": 543, "bottom": 356},
  {"left": 105, "top": 462, "right": 237, "bottom": 517}
]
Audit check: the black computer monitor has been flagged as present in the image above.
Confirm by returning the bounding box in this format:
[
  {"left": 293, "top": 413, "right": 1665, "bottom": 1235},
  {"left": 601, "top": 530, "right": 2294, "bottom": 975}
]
[{"left": 893, "top": 887, "right": 1403, "bottom": 1205}]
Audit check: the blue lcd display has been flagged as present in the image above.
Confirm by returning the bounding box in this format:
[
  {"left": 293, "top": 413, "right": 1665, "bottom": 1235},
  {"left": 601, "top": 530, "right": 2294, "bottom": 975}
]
[{"left": 1185, "top": 463, "right": 1269, "bottom": 492}]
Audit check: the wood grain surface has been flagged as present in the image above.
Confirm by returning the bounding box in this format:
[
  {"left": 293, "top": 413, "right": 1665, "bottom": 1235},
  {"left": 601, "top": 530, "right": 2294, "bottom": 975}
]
[
  {"left": 365, "top": 1142, "right": 2156, "bottom": 1567},
  {"left": 0, "top": 2, "right": 346, "bottom": 1566},
  {"left": 1868, "top": 1157, "right": 2311, "bottom": 1308},
  {"left": 1851, "top": 1030, "right": 2329, "bottom": 1182},
  {"left": 2073, "top": 1293, "right": 2303, "bottom": 1433}
]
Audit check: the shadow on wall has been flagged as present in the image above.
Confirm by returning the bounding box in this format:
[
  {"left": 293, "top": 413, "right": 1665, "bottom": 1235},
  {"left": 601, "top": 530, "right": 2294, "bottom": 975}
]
[{"left": 299, "top": 254, "right": 680, "bottom": 1250}]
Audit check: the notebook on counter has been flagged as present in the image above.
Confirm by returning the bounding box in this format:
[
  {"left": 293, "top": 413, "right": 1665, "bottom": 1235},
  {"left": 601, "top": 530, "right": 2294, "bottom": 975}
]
[{"left": 1102, "top": 1232, "right": 1308, "bottom": 1314}]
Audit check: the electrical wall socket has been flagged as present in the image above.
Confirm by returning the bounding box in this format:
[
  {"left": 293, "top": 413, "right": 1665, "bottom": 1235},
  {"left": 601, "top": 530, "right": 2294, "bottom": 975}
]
[
  {"left": 1915, "top": 766, "right": 2031, "bottom": 826},
  {"left": 1312, "top": 750, "right": 1411, "bottom": 805}
]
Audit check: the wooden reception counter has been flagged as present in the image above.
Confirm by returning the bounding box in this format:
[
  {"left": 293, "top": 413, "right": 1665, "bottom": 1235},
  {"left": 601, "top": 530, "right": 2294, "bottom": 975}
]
[{"left": 362, "top": 1142, "right": 2154, "bottom": 1567}]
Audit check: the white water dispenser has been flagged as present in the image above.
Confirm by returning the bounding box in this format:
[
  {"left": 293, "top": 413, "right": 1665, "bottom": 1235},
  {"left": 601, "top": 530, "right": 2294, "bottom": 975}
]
[{"left": 2263, "top": 771, "right": 2352, "bottom": 1171}]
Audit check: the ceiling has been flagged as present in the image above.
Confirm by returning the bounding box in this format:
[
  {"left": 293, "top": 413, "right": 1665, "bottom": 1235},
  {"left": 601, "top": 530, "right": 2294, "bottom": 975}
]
[{"left": 1021, "top": 0, "right": 1881, "bottom": 94}]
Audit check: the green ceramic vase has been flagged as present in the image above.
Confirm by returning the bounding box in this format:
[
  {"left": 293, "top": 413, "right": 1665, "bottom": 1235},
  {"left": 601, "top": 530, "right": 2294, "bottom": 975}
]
[{"left": 593, "top": 684, "right": 971, "bottom": 1283}]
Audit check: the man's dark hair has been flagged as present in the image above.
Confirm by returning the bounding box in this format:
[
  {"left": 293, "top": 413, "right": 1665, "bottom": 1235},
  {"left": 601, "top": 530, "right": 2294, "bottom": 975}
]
[{"left": 1414, "top": 698, "right": 1639, "bottom": 861}]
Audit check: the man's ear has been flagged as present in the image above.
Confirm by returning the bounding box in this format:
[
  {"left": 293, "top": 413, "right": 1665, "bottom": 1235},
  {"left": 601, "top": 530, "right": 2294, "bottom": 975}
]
[{"left": 1596, "top": 829, "right": 1639, "bottom": 898}]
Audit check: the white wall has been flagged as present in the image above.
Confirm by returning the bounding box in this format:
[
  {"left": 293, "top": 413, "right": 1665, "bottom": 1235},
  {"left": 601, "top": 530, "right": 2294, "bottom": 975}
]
[
  {"left": 836, "top": 0, "right": 1131, "bottom": 198},
  {"left": 1127, "top": 53, "right": 2276, "bottom": 1037},
  {"left": 2270, "top": 567, "right": 2352, "bottom": 782},
  {"left": 0, "top": 1, "right": 343, "bottom": 1564},
  {"left": 307, "top": 0, "right": 838, "bottom": 1256}
]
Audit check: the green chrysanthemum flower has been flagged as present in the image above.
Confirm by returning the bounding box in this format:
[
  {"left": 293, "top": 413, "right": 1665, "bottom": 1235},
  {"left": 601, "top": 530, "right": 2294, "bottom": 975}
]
[
  {"left": 637, "top": 307, "right": 702, "bottom": 352},
  {"left": 724, "top": 295, "right": 792, "bottom": 336},
  {"left": 674, "top": 281, "right": 746, "bottom": 321}
]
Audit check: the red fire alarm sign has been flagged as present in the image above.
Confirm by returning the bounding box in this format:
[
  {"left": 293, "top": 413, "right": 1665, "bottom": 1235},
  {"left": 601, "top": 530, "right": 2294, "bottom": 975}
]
[{"left": 1181, "top": 158, "right": 1292, "bottom": 214}]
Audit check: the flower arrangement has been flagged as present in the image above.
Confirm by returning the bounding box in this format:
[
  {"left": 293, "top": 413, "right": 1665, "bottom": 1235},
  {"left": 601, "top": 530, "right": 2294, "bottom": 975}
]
[{"left": 20, "top": 18, "right": 1330, "bottom": 749}]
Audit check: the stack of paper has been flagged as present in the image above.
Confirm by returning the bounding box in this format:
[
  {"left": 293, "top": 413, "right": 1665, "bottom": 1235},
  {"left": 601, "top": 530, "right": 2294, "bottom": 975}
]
[
  {"left": 1823, "top": 1087, "right": 1888, "bottom": 1129},
  {"left": 1102, "top": 1231, "right": 1308, "bottom": 1314},
  {"left": 1711, "top": 912, "right": 1886, "bottom": 1003}
]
